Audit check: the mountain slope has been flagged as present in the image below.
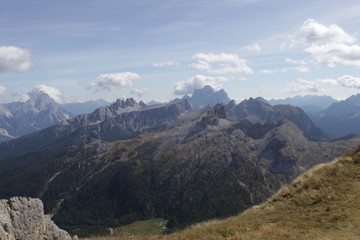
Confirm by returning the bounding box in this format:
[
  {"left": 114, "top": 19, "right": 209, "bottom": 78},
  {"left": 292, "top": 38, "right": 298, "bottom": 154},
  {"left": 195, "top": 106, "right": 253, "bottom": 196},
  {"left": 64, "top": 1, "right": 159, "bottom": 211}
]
[{"left": 104, "top": 146, "right": 360, "bottom": 240}]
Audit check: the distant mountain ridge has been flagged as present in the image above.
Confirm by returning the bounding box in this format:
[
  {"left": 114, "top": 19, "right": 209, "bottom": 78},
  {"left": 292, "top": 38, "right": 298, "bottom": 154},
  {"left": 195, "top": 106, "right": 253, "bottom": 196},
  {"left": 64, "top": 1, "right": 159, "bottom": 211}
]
[
  {"left": 171, "top": 85, "right": 231, "bottom": 109},
  {"left": 226, "top": 97, "right": 332, "bottom": 141},
  {"left": 312, "top": 93, "right": 360, "bottom": 137},
  {"left": 0, "top": 98, "right": 191, "bottom": 160},
  {"left": 61, "top": 99, "right": 110, "bottom": 115},
  {"left": 269, "top": 95, "right": 338, "bottom": 114},
  {"left": 0, "top": 92, "right": 72, "bottom": 142}
]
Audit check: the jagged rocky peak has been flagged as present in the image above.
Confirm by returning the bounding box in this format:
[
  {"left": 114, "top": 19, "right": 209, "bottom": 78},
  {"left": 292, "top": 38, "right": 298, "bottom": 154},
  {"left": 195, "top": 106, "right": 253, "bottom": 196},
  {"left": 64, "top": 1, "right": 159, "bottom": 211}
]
[
  {"left": 193, "top": 85, "right": 215, "bottom": 95},
  {"left": 0, "top": 197, "right": 71, "bottom": 240},
  {"left": 187, "top": 104, "right": 228, "bottom": 138},
  {"left": 27, "top": 91, "right": 57, "bottom": 109},
  {"left": 213, "top": 103, "right": 227, "bottom": 119},
  {"left": 189, "top": 85, "right": 231, "bottom": 109},
  {"left": 109, "top": 98, "right": 143, "bottom": 113},
  {"left": 240, "top": 97, "right": 269, "bottom": 108}
]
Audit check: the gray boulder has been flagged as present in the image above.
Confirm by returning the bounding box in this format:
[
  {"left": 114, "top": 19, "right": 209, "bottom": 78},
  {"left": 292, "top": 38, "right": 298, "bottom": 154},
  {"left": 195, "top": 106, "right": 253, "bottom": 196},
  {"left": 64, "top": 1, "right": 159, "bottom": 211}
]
[{"left": 0, "top": 197, "right": 71, "bottom": 240}]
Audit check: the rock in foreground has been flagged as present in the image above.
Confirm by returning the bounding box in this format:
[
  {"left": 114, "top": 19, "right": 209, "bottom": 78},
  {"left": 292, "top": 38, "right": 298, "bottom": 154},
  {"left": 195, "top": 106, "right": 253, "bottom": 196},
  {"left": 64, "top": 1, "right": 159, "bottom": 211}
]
[{"left": 0, "top": 197, "right": 71, "bottom": 240}]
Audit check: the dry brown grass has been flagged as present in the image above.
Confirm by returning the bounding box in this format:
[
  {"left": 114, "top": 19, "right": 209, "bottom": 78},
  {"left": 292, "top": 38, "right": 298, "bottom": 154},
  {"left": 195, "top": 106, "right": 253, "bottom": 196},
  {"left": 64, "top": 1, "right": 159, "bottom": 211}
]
[{"left": 83, "top": 148, "right": 360, "bottom": 240}]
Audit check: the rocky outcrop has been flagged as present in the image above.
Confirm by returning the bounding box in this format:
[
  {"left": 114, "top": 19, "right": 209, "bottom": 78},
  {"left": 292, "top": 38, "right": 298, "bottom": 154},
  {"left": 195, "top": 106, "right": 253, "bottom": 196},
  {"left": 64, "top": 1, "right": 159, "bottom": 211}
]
[{"left": 0, "top": 197, "right": 71, "bottom": 240}]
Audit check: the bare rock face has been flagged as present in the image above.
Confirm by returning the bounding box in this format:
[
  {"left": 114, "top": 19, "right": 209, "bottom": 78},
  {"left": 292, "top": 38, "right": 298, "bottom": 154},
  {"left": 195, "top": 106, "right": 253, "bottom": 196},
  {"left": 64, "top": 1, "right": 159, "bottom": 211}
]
[{"left": 0, "top": 197, "right": 71, "bottom": 240}]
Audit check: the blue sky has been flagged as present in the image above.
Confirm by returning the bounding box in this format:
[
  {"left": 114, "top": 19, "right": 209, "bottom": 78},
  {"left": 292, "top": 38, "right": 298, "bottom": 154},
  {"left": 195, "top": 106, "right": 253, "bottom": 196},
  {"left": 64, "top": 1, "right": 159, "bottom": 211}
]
[{"left": 0, "top": 0, "right": 360, "bottom": 103}]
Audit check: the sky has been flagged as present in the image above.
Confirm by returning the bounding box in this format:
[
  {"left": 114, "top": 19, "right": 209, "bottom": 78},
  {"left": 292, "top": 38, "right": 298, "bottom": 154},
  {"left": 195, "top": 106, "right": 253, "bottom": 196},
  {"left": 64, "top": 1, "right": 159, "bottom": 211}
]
[{"left": 0, "top": 0, "right": 360, "bottom": 104}]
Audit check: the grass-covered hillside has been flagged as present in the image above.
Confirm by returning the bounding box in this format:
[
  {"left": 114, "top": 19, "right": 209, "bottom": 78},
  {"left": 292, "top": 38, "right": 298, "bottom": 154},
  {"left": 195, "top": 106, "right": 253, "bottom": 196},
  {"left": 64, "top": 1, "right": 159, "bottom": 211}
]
[{"left": 84, "top": 146, "right": 360, "bottom": 240}]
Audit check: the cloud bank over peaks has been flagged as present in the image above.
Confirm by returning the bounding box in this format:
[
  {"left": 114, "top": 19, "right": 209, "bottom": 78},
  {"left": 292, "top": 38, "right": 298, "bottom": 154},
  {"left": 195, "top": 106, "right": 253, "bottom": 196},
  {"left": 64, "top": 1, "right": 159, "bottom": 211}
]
[
  {"left": 190, "top": 52, "right": 253, "bottom": 74},
  {"left": 286, "top": 79, "right": 324, "bottom": 94},
  {"left": 90, "top": 72, "right": 140, "bottom": 91},
  {"left": 299, "top": 19, "right": 360, "bottom": 67},
  {"left": 29, "top": 85, "right": 64, "bottom": 103},
  {"left": 0, "top": 46, "right": 33, "bottom": 73},
  {"left": 174, "top": 75, "right": 228, "bottom": 95}
]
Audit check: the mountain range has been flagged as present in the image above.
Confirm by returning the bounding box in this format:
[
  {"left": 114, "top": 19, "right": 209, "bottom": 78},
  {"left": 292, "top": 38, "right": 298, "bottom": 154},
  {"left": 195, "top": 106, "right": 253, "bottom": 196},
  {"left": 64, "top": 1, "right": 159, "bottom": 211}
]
[
  {"left": 269, "top": 95, "right": 338, "bottom": 114},
  {"left": 0, "top": 93, "right": 358, "bottom": 236},
  {"left": 311, "top": 94, "right": 360, "bottom": 137},
  {"left": 0, "top": 86, "right": 229, "bottom": 142},
  {"left": 61, "top": 99, "right": 110, "bottom": 115},
  {"left": 269, "top": 94, "right": 360, "bottom": 138}
]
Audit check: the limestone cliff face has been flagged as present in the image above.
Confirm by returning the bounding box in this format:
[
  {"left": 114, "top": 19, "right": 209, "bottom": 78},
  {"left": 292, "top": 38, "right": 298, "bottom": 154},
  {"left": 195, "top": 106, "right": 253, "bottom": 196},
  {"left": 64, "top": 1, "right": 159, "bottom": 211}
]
[{"left": 0, "top": 197, "right": 71, "bottom": 240}]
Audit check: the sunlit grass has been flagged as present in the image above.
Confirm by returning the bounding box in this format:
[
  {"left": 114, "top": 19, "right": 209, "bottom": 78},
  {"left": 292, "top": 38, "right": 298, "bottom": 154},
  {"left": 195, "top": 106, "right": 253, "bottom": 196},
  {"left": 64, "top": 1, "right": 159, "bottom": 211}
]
[{"left": 84, "top": 147, "right": 360, "bottom": 240}]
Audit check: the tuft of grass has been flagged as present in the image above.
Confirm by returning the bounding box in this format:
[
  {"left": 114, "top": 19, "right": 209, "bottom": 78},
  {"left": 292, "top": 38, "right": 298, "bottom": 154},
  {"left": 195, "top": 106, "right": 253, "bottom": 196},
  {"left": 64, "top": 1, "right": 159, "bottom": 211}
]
[{"left": 84, "top": 147, "right": 360, "bottom": 240}]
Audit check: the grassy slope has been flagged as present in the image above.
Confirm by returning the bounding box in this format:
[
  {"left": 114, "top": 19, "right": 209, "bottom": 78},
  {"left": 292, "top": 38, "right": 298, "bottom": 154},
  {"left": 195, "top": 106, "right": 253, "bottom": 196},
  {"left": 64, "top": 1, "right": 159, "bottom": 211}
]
[{"left": 84, "top": 146, "right": 360, "bottom": 240}]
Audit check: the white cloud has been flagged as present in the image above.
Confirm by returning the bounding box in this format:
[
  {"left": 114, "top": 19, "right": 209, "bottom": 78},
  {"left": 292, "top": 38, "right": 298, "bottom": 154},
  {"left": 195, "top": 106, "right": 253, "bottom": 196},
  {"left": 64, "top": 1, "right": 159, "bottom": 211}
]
[
  {"left": 286, "top": 79, "right": 324, "bottom": 94},
  {"left": 130, "top": 88, "right": 150, "bottom": 98},
  {"left": 153, "top": 61, "right": 180, "bottom": 68},
  {"left": 319, "top": 75, "right": 360, "bottom": 89},
  {"left": 190, "top": 52, "right": 253, "bottom": 74},
  {"left": 300, "top": 19, "right": 356, "bottom": 44},
  {"left": 90, "top": 72, "right": 140, "bottom": 91},
  {"left": 29, "top": 85, "right": 64, "bottom": 103},
  {"left": 338, "top": 75, "right": 360, "bottom": 89},
  {"left": 298, "top": 19, "right": 360, "bottom": 67},
  {"left": 0, "top": 46, "right": 33, "bottom": 73},
  {"left": 174, "top": 75, "right": 228, "bottom": 95},
  {"left": 241, "top": 43, "right": 261, "bottom": 52},
  {"left": 0, "top": 86, "right": 6, "bottom": 95},
  {"left": 305, "top": 43, "right": 360, "bottom": 67},
  {"left": 317, "top": 78, "right": 338, "bottom": 85}
]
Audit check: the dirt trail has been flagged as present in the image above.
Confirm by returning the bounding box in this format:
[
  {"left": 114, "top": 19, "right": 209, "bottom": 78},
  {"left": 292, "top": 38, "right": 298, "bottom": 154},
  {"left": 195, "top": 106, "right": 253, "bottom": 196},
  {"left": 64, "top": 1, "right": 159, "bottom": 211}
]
[{"left": 38, "top": 171, "right": 62, "bottom": 198}]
